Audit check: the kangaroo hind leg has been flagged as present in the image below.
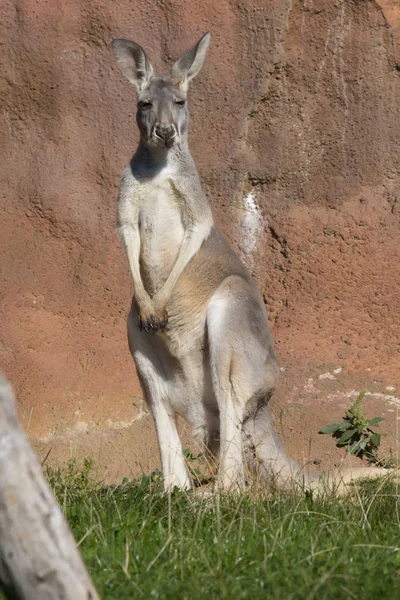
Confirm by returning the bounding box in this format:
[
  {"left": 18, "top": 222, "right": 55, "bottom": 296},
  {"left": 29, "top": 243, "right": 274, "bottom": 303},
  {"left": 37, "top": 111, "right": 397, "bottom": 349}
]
[
  {"left": 128, "top": 308, "right": 191, "bottom": 491},
  {"left": 242, "top": 399, "right": 301, "bottom": 491},
  {"left": 207, "top": 276, "right": 279, "bottom": 492}
]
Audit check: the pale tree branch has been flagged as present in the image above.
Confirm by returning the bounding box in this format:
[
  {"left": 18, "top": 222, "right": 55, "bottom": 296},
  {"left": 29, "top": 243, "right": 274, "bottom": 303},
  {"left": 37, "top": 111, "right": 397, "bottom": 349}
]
[{"left": 0, "top": 373, "right": 100, "bottom": 600}]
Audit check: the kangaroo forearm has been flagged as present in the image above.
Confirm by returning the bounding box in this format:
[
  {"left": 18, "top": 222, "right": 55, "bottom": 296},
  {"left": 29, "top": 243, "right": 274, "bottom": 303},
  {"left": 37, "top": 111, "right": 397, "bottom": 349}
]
[
  {"left": 129, "top": 263, "right": 149, "bottom": 306},
  {"left": 155, "top": 219, "right": 212, "bottom": 302},
  {"left": 120, "top": 223, "right": 150, "bottom": 305}
]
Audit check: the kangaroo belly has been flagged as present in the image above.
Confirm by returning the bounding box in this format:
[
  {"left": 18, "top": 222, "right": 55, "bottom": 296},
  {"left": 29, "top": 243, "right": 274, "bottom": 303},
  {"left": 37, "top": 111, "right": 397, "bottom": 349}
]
[{"left": 139, "top": 192, "right": 184, "bottom": 296}]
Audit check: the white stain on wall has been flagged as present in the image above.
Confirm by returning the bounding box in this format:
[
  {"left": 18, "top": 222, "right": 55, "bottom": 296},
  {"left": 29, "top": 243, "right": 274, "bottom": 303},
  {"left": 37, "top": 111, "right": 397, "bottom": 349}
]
[{"left": 241, "top": 189, "right": 263, "bottom": 261}]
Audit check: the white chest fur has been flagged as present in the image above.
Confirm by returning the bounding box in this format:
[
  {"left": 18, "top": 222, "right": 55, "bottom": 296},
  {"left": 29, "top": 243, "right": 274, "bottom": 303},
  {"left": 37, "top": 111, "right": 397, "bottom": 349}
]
[{"left": 137, "top": 167, "right": 185, "bottom": 295}]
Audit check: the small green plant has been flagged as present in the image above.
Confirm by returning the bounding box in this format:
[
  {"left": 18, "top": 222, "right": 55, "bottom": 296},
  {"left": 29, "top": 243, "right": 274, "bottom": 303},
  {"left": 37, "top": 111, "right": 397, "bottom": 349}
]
[
  {"left": 319, "top": 391, "right": 387, "bottom": 464},
  {"left": 183, "top": 448, "right": 210, "bottom": 486},
  {"left": 136, "top": 466, "right": 164, "bottom": 489},
  {"left": 45, "top": 457, "right": 97, "bottom": 507},
  {"left": 135, "top": 449, "right": 210, "bottom": 490},
  {"left": 130, "top": 450, "right": 210, "bottom": 491}
]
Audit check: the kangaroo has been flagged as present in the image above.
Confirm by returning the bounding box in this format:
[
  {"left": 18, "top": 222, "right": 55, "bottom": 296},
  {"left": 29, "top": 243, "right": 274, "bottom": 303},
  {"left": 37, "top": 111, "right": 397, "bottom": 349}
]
[{"left": 111, "top": 33, "right": 393, "bottom": 494}]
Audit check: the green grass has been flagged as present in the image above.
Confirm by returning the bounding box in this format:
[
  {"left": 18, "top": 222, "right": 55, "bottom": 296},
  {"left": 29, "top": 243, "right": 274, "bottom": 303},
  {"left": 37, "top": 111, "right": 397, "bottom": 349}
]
[
  {"left": 2, "top": 461, "right": 400, "bottom": 599},
  {"left": 50, "top": 462, "right": 400, "bottom": 598}
]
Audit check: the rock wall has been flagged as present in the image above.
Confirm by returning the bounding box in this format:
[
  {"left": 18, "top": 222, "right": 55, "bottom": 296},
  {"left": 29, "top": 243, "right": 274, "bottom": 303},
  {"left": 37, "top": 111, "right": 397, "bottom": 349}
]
[{"left": 1, "top": 0, "right": 399, "bottom": 478}]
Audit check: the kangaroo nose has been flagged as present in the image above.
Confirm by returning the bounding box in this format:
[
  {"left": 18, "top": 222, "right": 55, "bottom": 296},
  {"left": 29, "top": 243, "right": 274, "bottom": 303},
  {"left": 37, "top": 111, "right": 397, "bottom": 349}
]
[
  {"left": 155, "top": 125, "right": 174, "bottom": 140},
  {"left": 154, "top": 125, "right": 176, "bottom": 147}
]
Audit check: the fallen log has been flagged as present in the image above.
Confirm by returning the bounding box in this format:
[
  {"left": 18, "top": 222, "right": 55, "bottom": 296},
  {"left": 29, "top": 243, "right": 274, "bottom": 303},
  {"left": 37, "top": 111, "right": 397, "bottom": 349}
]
[{"left": 0, "top": 373, "right": 100, "bottom": 600}]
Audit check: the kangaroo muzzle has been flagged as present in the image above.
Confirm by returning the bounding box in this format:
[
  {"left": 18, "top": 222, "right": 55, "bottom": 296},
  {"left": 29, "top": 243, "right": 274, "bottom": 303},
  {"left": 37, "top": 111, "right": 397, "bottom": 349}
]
[{"left": 153, "top": 125, "right": 177, "bottom": 149}]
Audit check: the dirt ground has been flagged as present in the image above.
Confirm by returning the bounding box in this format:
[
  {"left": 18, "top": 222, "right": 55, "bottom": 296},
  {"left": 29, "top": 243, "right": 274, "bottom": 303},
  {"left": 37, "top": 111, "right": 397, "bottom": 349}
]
[{"left": 1, "top": 1, "right": 399, "bottom": 480}]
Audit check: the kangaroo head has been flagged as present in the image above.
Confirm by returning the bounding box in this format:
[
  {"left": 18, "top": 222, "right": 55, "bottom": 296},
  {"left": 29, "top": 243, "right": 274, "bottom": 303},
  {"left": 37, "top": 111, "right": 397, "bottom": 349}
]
[{"left": 112, "top": 33, "right": 211, "bottom": 150}]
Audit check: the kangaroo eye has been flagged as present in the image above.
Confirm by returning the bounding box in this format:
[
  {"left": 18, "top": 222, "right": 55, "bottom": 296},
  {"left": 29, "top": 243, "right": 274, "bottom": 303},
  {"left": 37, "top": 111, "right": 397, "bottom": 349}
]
[
  {"left": 139, "top": 101, "right": 152, "bottom": 109},
  {"left": 175, "top": 100, "right": 186, "bottom": 106}
]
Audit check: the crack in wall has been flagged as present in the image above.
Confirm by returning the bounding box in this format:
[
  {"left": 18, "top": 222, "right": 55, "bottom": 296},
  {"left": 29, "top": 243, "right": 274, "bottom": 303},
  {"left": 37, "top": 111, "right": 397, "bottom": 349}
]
[{"left": 268, "top": 225, "right": 289, "bottom": 259}]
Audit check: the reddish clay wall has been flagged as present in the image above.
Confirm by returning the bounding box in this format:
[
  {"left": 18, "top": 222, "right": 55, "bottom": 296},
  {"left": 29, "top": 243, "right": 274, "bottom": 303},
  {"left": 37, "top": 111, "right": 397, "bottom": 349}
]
[{"left": 1, "top": 1, "right": 399, "bottom": 478}]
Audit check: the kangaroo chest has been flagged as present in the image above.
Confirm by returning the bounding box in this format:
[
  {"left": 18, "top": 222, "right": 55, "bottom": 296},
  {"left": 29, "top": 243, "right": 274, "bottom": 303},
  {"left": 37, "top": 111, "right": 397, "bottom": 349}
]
[{"left": 138, "top": 180, "right": 185, "bottom": 296}]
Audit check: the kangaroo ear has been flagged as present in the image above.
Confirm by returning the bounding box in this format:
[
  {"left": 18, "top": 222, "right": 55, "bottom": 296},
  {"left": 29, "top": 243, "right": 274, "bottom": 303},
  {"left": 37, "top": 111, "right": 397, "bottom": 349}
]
[
  {"left": 112, "top": 39, "right": 154, "bottom": 91},
  {"left": 171, "top": 32, "right": 211, "bottom": 91}
]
